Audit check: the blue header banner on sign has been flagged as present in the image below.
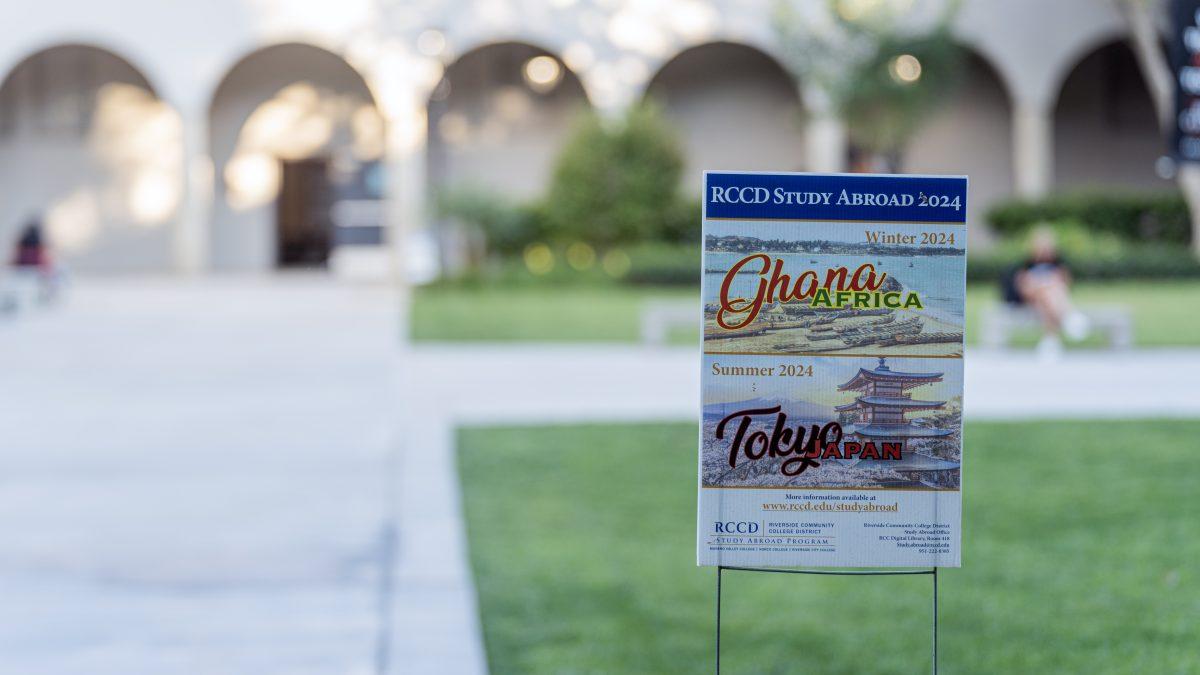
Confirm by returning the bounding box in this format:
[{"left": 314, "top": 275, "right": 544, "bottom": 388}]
[{"left": 704, "top": 171, "right": 968, "bottom": 223}]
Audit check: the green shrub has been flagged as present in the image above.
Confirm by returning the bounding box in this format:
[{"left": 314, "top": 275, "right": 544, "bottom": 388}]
[
  {"left": 434, "top": 104, "right": 700, "bottom": 277},
  {"left": 436, "top": 189, "right": 547, "bottom": 255},
  {"left": 623, "top": 242, "right": 700, "bottom": 286},
  {"left": 986, "top": 192, "right": 1191, "bottom": 244},
  {"left": 430, "top": 250, "right": 609, "bottom": 289},
  {"left": 427, "top": 241, "right": 703, "bottom": 289},
  {"left": 659, "top": 198, "right": 702, "bottom": 244},
  {"left": 964, "top": 254, "right": 1012, "bottom": 284},
  {"left": 1064, "top": 245, "right": 1200, "bottom": 280},
  {"left": 968, "top": 244, "right": 1200, "bottom": 283},
  {"left": 971, "top": 217, "right": 1200, "bottom": 282},
  {"left": 542, "top": 104, "right": 692, "bottom": 246}
]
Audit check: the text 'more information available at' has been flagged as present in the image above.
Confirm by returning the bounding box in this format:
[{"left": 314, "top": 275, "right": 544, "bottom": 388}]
[{"left": 697, "top": 171, "right": 967, "bottom": 568}]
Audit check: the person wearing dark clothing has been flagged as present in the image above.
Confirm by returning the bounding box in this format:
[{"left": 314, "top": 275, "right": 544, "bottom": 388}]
[
  {"left": 1001, "top": 227, "right": 1088, "bottom": 359},
  {"left": 6, "top": 218, "right": 59, "bottom": 309},
  {"left": 13, "top": 222, "right": 49, "bottom": 269}
]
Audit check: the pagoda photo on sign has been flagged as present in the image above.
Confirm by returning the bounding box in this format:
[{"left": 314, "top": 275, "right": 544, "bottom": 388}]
[
  {"left": 703, "top": 356, "right": 962, "bottom": 490},
  {"left": 697, "top": 171, "right": 966, "bottom": 568}
]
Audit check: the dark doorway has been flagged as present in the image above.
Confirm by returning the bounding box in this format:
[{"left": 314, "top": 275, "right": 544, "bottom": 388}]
[{"left": 276, "top": 158, "right": 333, "bottom": 267}]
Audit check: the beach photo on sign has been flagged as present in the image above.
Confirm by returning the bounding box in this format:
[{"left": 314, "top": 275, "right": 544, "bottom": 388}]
[
  {"left": 702, "top": 355, "right": 962, "bottom": 490},
  {"left": 702, "top": 221, "right": 965, "bottom": 356}
]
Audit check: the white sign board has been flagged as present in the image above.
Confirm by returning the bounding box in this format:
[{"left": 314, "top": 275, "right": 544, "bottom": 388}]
[{"left": 697, "top": 171, "right": 966, "bottom": 568}]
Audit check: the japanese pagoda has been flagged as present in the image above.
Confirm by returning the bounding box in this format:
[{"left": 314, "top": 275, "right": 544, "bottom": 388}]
[{"left": 835, "top": 357, "right": 958, "bottom": 477}]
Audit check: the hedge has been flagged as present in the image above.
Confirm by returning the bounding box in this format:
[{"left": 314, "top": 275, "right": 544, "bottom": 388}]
[
  {"left": 985, "top": 192, "right": 1191, "bottom": 244},
  {"left": 967, "top": 245, "right": 1200, "bottom": 283},
  {"left": 623, "top": 243, "right": 700, "bottom": 285},
  {"left": 622, "top": 243, "right": 1200, "bottom": 285}
]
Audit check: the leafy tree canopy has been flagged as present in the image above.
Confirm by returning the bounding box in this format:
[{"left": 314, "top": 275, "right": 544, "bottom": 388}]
[{"left": 775, "top": 0, "right": 965, "bottom": 158}]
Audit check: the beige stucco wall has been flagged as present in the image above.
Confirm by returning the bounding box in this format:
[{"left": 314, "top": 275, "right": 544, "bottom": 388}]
[
  {"left": 904, "top": 53, "right": 1014, "bottom": 242},
  {"left": 645, "top": 41, "right": 806, "bottom": 196},
  {"left": 426, "top": 42, "right": 590, "bottom": 202},
  {"left": 0, "top": 0, "right": 1179, "bottom": 273},
  {"left": 0, "top": 45, "right": 179, "bottom": 272}
]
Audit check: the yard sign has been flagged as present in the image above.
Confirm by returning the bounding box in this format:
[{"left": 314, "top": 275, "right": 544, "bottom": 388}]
[{"left": 697, "top": 171, "right": 967, "bottom": 568}]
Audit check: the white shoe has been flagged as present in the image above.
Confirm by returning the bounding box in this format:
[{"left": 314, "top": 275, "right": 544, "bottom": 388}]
[
  {"left": 1036, "top": 334, "right": 1063, "bottom": 362},
  {"left": 1063, "top": 311, "right": 1090, "bottom": 341}
]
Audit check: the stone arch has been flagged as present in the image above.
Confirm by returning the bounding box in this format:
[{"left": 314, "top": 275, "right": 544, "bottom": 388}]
[
  {"left": 902, "top": 49, "right": 1014, "bottom": 240},
  {"left": 0, "top": 43, "right": 182, "bottom": 271},
  {"left": 208, "top": 42, "right": 385, "bottom": 270},
  {"left": 644, "top": 41, "right": 805, "bottom": 195},
  {"left": 1053, "top": 39, "right": 1169, "bottom": 191},
  {"left": 426, "top": 41, "right": 590, "bottom": 201}
]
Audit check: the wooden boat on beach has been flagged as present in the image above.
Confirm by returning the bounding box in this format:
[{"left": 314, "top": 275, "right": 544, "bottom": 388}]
[
  {"left": 704, "top": 317, "right": 772, "bottom": 340},
  {"left": 838, "top": 319, "right": 923, "bottom": 347},
  {"left": 845, "top": 308, "right": 891, "bottom": 318},
  {"left": 705, "top": 325, "right": 768, "bottom": 340},
  {"left": 877, "top": 331, "right": 964, "bottom": 347},
  {"left": 763, "top": 321, "right": 810, "bottom": 331},
  {"left": 833, "top": 314, "right": 896, "bottom": 334}
]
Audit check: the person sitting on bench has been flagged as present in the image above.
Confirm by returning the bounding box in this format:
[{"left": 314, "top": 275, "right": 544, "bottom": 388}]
[
  {"left": 999, "top": 227, "right": 1089, "bottom": 359},
  {"left": 8, "top": 217, "right": 60, "bottom": 307}
]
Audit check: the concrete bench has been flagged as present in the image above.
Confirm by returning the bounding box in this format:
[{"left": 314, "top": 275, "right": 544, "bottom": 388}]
[
  {"left": 640, "top": 301, "right": 694, "bottom": 346},
  {"left": 980, "top": 304, "right": 1133, "bottom": 349},
  {"left": 0, "top": 271, "right": 28, "bottom": 316},
  {"left": 0, "top": 269, "right": 64, "bottom": 316}
]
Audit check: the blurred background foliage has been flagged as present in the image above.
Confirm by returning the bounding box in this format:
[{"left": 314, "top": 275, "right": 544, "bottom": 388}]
[
  {"left": 973, "top": 193, "right": 1200, "bottom": 281},
  {"left": 436, "top": 104, "right": 700, "bottom": 287},
  {"left": 835, "top": 28, "right": 965, "bottom": 164},
  {"left": 437, "top": 128, "right": 1197, "bottom": 288},
  {"left": 543, "top": 104, "right": 696, "bottom": 247},
  {"left": 774, "top": 0, "right": 966, "bottom": 166},
  {"left": 434, "top": 78, "right": 1197, "bottom": 290},
  {"left": 417, "top": 71, "right": 1200, "bottom": 348}
]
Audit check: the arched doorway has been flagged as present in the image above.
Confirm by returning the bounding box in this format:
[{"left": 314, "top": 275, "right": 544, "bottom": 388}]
[
  {"left": 209, "top": 43, "right": 385, "bottom": 271},
  {"left": 902, "top": 51, "right": 1013, "bottom": 241},
  {"left": 0, "top": 44, "right": 182, "bottom": 272},
  {"left": 645, "top": 42, "right": 805, "bottom": 195},
  {"left": 427, "top": 42, "right": 589, "bottom": 200},
  {"left": 426, "top": 42, "right": 588, "bottom": 272},
  {"left": 1053, "top": 40, "right": 1169, "bottom": 191}
]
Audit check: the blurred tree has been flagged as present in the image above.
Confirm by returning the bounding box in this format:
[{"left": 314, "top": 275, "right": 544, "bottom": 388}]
[
  {"left": 542, "top": 104, "right": 688, "bottom": 246},
  {"left": 774, "top": 0, "right": 965, "bottom": 171}
]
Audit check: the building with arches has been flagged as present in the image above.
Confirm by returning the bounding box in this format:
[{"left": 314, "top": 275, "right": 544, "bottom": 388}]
[{"left": 0, "top": 0, "right": 1177, "bottom": 276}]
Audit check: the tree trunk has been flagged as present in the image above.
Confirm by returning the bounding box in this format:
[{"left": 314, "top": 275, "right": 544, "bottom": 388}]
[{"left": 1118, "top": 0, "right": 1200, "bottom": 256}]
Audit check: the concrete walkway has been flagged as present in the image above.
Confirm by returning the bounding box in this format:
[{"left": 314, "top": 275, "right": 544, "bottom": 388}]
[
  {"left": 2, "top": 278, "right": 1197, "bottom": 674},
  {"left": 404, "top": 343, "right": 1200, "bottom": 424},
  {"left": 0, "top": 278, "right": 401, "bottom": 675}
]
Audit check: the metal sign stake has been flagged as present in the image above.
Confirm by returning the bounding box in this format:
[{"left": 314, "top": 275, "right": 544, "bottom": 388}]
[{"left": 715, "top": 565, "right": 940, "bottom": 674}]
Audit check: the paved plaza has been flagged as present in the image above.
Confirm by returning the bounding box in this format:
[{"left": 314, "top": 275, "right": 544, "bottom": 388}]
[
  {"left": 0, "top": 278, "right": 1195, "bottom": 674},
  {"left": 0, "top": 278, "right": 399, "bottom": 674}
]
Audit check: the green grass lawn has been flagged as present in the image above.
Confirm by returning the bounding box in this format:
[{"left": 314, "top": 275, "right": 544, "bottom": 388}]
[
  {"left": 410, "top": 285, "right": 696, "bottom": 342},
  {"left": 459, "top": 420, "right": 1200, "bottom": 674},
  {"left": 965, "top": 280, "right": 1200, "bottom": 348},
  {"left": 414, "top": 280, "right": 1200, "bottom": 347}
]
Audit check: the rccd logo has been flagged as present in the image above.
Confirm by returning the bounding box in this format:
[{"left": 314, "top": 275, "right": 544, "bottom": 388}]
[
  {"left": 710, "top": 186, "right": 770, "bottom": 204},
  {"left": 714, "top": 521, "right": 759, "bottom": 534}
]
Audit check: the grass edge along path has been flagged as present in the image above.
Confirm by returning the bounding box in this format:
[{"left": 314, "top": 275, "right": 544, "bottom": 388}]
[
  {"left": 458, "top": 420, "right": 1199, "bottom": 674},
  {"left": 414, "top": 280, "right": 1200, "bottom": 347}
]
